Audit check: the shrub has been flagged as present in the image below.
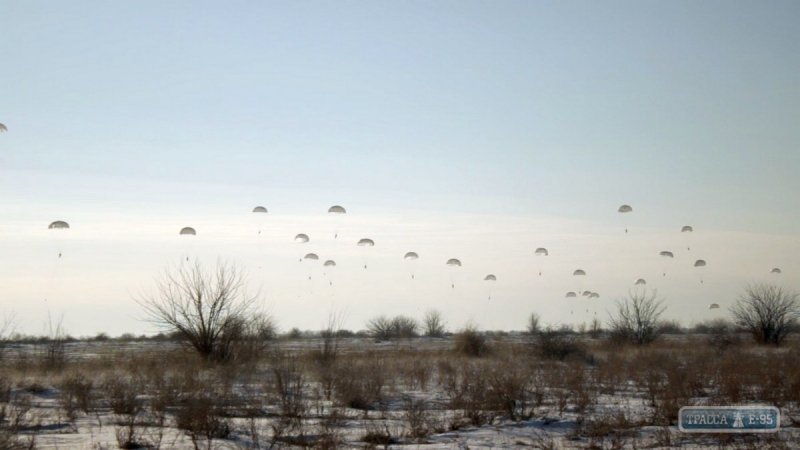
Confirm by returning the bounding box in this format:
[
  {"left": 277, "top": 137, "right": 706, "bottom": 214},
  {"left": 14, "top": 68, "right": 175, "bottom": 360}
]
[
  {"left": 453, "top": 324, "right": 490, "bottom": 357},
  {"left": 608, "top": 289, "right": 666, "bottom": 345},
  {"left": 423, "top": 309, "right": 446, "bottom": 337},
  {"left": 729, "top": 283, "right": 799, "bottom": 346},
  {"left": 535, "top": 326, "right": 585, "bottom": 361}
]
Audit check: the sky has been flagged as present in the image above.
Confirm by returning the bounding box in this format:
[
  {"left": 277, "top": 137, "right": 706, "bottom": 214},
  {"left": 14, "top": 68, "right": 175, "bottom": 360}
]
[{"left": 1, "top": 1, "right": 799, "bottom": 336}]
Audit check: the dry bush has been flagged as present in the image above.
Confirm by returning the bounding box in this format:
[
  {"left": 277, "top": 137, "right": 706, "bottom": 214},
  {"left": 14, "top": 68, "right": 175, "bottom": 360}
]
[
  {"left": 607, "top": 289, "right": 666, "bottom": 346},
  {"left": 174, "top": 392, "right": 232, "bottom": 449},
  {"left": 526, "top": 313, "right": 541, "bottom": 336},
  {"left": 453, "top": 324, "right": 490, "bottom": 357},
  {"left": 58, "top": 372, "right": 94, "bottom": 425},
  {"left": 331, "top": 355, "right": 388, "bottom": 411},
  {"left": 365, "top": 314, "right": 419, "bottom": 340},
  {"left": 423, "top": 309, "right": 446, "bottom": 337},
  {"left": 0, "top": 391, "right": 38, "bottom": 450},
  {"left": 704, "top": 318, "right": 741, "bottom": 355},
  {"left": 534, "top": 326, "right": 585, "bottom": 361},
  {"left": 136, "top": 259, "right": 275, "bottom": 364},
  {"left": 730, "top": 283, "right": 800, "bottom": 346},
  {"left": 37, "top": 314, "right": 69, "bottom": 372}
]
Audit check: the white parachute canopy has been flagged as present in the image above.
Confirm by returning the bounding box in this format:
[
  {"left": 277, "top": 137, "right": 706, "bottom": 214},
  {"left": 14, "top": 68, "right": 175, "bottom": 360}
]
[
  {"left": 179, "top": 227, "right": 196, "bottom": 235},
  {"left": 709, "top": 303, "right": 720, "bottom": 310},
  {"left": 573, "top": 269, "right": 586, "bottom": 276},
  {"left": 534, "top": 248, "right": 549, "bottom": 256},
  {"left": 49, "top": 221, "right": 70, "bottom": 229},
  {"left": 484, "top": 274, "right": 496, "bottom": 281},
  {"left": 404, "top": 252, "right": 419, "bottom": 260},
  {"left": 582, "top": 291, "right": 592, "bottom": 297},
  {"left": 303, "top": 253, "right": 319, "bottom": 261},
  {"left": 681, "top": 226, "right": 693, "bottom": 233},
  {"left": 618, "top": 205, "right": 633, "bottom": 213},
  {"left": 659, "top": 251, "right": 674, "bottom": 258},
  {"left": 565, "top": 292, "right": 577, "bottom": 298},
  {"left": 771, "top": 268, "right": 782, "bottom": 274},
  {"left": 0, "top": 123, "right": 7, "bottom": 132},
  {"left": 588, "top": 293, "right": 600, "bottom": 299},
  {"left": 328, "top": 205, "right": 346, "bottom": 214},
  {"left": 694, "top": 260, "right": 706, "bottom": 267},
  {"left": 446, "top": 259, "right": 462, "bottom": 267},
  {"left": 252, "top": 206, "right": 268, "bottom": 213},
  {"left": 634, "top": 278, "right": 646, "bottom": 285},
  {"left": 294, "top": 234, "right": 310, "bottom": 243},
  {"left": 323, "top": 260, "right": 336, "bottom": 267},
  {"left": 357, "top": 238, "right": 375, "bottom": 246}
]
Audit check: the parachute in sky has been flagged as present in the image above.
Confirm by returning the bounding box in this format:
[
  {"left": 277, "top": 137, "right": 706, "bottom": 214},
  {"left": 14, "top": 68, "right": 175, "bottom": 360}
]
[
  {"left": 588, "top": 293, "right": 600, "bottom": 299},
  {"left": 565, "top": 292, "right": 577, "bottom": 298},
  {"left": 446, "top": 259, "right": 461, "bottom": 288},
  {"left": 404, "top": 252, "right": 419, "bottom": 279},
  {"left": 708, "top": 303, "right": 720, "bottom": 310},
  {"left": 328, "top": 206, "right": 346, "bottom": 238},
  {"left": 0, "top": 123, "right": 6, "bottom": 132},
  {"left": 634, "top": 278, "right": 646, "bottom": 285},
  {"left": 660, "top": 251, "right": 674, "bottom": 276},
  {"left": 252, "top": 206, "right": 268, "bottom": 234},
  {"left": 771, "top": 268, "right": 782, "bottom": 274},
  {"left": 618, "top": 205, "right": 633, "bottom": 233},
  {"left": 179, "top": 227, "right": 196, "bottom": 261},
  {"left": 535, "top": 247, "right": 548, "bottom": 275},
  {"left": 582, "top": 291, "right": 592, "bottom": 297},
  {"left": 295, "top": 234, "right": 310, "bottom": 243},
  {"left": 357, "top": 238, "right": 375, "bottom": 269},
  {"left": 303, "top": 253, "right": 319, "bottom": 260},
  {"left": 49, "top": 221, "right": 70, "bottom": 230},
  {"left": 484, "top": 274, "right": 496, "bottom": 281},
  {"left": 573, "top": 269, "right": 586, "bottom": 276},
  {"left": 323, "top": 260, "right": 336, "bottom": 267},
  {"left": 694, "top": 259, "right": 707, "bottom": 283},
  {"left": 681, "top": 226, "right": 694, "bottom": 250}
]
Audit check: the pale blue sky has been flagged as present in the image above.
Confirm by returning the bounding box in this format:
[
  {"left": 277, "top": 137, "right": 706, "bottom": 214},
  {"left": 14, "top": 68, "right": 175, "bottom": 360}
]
[{"left": 1, "top": 1, "right": 798, "bottom": 335}]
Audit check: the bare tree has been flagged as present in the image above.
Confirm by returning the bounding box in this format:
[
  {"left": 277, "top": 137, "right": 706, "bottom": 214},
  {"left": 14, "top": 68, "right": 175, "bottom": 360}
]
[
  {"left": 422, "top": 309, "right": 446, "bottom": 337},
  {"left": 365, "top": 314, "right": 419, "bottom": 340},
  {"left": 607, "top": 289, "right": 666, "bottom": 345},
  {"left": 729, "top": 283, "right": 799, "bottom": 346},
  {"left": 318, "top": 307, "right": 347, "bottom": 363},
  {"left": 136, "top": 259, "right": 275, "bottom": 363},
  {"left": 526, "top": 313, "right": 541, "bottom": 336}
]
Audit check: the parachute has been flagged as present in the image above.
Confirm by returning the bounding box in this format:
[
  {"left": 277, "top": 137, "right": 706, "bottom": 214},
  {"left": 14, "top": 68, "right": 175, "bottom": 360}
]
[
  {"left": 49, "top": 221, "right": 70, "bottom": 229},
  {"left": 565, "top": 292, "right": 577, "bottom": 298},
  {"left": 534, "top": 247, "right": 548, "bottom": 275},
  {"left": 252, "top": 206, "right": 267, "bottom": 213},
  {"left": 681, "top": 226, "right": 693, "bottom": 250},
  {"left": 446, "top": 259, "right": 461, "bottom": 288},
  {"left": 323, "top": 260, "right": 336, "bottom": 267},
  {"left": 582, "top": 291, "right": 592, "bottom": 297},
  {"left": 573, "top": 269, "right": 586, "bottom": 276},
  {"left": 771, "top": 268, "right": 782, "bottom": 274},
  {"left": 0, "top": 123, "right": 6, "bottom": 132},
  {"left": 618, "top": 205, "right": 633, "bottom": 233},
  {"left": 694, "top": 259, "right": 707, "bottom": 284},
  {"left": 659, "top": 251, "right": 674, "bottom": 276},
  {"left": 328, "top": 206, "right": 346, "bottom": 238},
  {"left": 303, "top": 253, "right": 319, "bottom": 260},
  {"left": 252, "top": 206, "right": 268, "bottom": 234},
  {"left": 588, "top": 293, "right": 600, "bottom": 299},
  {"left": 708, "top": 303, "right": 720, "bottom": 310},
  {"left": 179, "top": 227, "right": 195, "bottom": 235},
  {"left": 484, "top": 274, "right": 496, "bottom": 281},
  {"left": 404, "top": 252, "right": 419, "bottom": 279},
  {"left": 634, "top": 278, "right": 646, "bottom": 285},
  {"left": 294, "top": 234, "right": 310, "bottom": 262},
  {"left": 357, "top": 238, "right": 375, "bottom": 269}
]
